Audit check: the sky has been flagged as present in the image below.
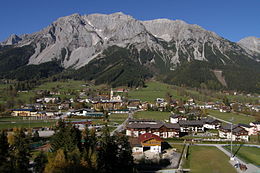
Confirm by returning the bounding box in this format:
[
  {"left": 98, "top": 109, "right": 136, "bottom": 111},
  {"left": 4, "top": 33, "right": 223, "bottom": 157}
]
[{"left": 0, "top": 0, "right": 259, "bottom": 42}]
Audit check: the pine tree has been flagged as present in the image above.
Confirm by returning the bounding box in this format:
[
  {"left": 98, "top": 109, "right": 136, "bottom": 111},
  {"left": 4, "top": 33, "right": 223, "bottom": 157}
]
[
  {"left": 11, "top": 129, "right": 31, "bottom": 173},
  {"left": 51, "top": 120, "right": 82, "bottom": 153},
  {"left": 34, "top": 151, "right": 47, "bottom": 173},
  {"left": 0, "top": 130, "right": 11, "bottom": 172}
]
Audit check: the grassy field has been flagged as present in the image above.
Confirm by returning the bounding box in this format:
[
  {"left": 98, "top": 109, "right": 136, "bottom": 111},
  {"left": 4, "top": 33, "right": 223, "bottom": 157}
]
[
  {"left": 183, "top": 146, "right": 236, "bottom": 173},
  {"left": 109, "top": 113, "right": 128, "bottom": 124},
  {"left": 0, "top": 117, "right": 57, "bottom": 129},
  {"left": 224, "top": 145, "right": 260, "bottom": 166},
  {"left": 208, "top": 110, "right": 255, "bottom": 124},
  {"left": 128, "top": 81, "right": 182, "bottom": 102},
  {"left": 133, "top": 111, "right": 170, "bottom": 121}
]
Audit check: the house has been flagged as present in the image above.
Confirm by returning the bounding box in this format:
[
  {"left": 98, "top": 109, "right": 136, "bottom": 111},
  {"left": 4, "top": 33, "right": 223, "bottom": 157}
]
[
  {"left": 110, "top": 109, "right": 130, "bottom": 114},
  {"left": 169, "top": 114, "right": 187, "bottom": 123},
  {"left": 239, "top": 123, "right": 257, "bottom": 135},
  {"left": 205, "top": 102, "right": 215, "bottom": 109},
  {"left": 178, "top": 120, "right": 205, "bottom": 133},
  {"left": 93, "top": 100, "right": 124, "bottom": 111},
  {"left": 68, "top": 109, "right": 104, "bottom": 117},
  {"left": 249, "top": 121, "right": 260, "bottom": 132},
  {"left": 126, "top": 119, "right": 179, "bottom": 138},
  {"left": 219, "top": 124, "right": 249, "bottom": 141},
  {"left": 139, "top": 133, "right": 163, "bottom": 153},
  {"left": 219, "top": 106, "right": 231, "bottom": 113},
  {"left": 130, "top": 133, "right": 163, "bottom": 154},
  {"left": 12, "top": 109, "right": 36, "bottom": 117},
  {"left": 129, "top": 137, "right": 143, "bottom": 153},
  {"left": 127, "top": 99, "right": 141, "bottom": 110},
  {"left": 203, "top": 118, "right": 221, "bottom": 129}
]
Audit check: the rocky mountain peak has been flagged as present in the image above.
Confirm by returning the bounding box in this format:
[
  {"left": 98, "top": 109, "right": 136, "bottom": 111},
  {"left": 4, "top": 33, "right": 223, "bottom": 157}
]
[
  {"left": 238, "top": 36, "right": 260, "bottom": 54},
  {"left": 1, "top": 34, "right": 22, "bottom": 45},
  {"left": 0, "top": 12, "right": 259, "bottom": 69}
]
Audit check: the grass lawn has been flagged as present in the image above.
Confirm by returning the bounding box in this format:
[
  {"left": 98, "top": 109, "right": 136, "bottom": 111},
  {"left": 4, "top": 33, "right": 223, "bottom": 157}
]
[
  {"left": 184, "top": 146, "right": 236, "bottom": 173},
  {"left": 133, "top": 111, "right": 170, "bottom": 121},
  {"left": 224, "top": 145, "right": 260, "bottom": 166},
  {"left": 208, "top": 110, "right": 255, "bottom": 124}
]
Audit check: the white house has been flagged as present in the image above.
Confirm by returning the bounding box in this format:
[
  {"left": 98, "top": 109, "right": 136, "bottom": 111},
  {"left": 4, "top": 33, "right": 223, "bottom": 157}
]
[
  {"left": 238, "top": 123, "right": 256, "bottom": 136},
  {"left": 249, "top": 121, "right": 260, "bottom": 134},
  {"left": 219, "top": 124, "right": 249, "bottom": 141},
  {"left": 169, "top": 114, "right": 187, "bottom": 123}
]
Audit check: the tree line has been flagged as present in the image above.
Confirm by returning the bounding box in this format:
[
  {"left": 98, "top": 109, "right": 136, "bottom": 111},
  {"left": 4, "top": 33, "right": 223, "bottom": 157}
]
[{"left": 0, "top": 120, "right": 135, "bottom": 173}]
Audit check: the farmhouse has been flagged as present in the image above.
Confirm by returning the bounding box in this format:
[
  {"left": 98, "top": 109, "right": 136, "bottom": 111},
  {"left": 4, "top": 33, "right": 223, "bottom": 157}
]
[
  {"left": 238, "top": 123, "right": 256, "bottom": 136},
  {"left": 219, "top": 124, "right": 249, "bottom": 141},
  {"left": 178, "top": 120, "right": 205, "bottom": 133},
  {"left": 130, "top": 133, "right": 163, "bottom": 154},
  {"left": 126, "top": 119, "right": 179, "bottom": 138},
  {"left": 169, "top": 114, "right": 187, "bottom": 123},
  {"left": 250, "top": 121, "right": 260, "bottom": 132},
  {"left": 203, "top": 118, "right": 221, "bottom": 130},
  {"left": 139, "top": 133, "right": 163, "bottom": 153}
]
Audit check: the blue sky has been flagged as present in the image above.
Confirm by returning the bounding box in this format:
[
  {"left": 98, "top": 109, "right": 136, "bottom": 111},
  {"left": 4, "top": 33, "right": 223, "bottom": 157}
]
[{"left": 0, "top": 0, "right": 259, "bottom": 42}]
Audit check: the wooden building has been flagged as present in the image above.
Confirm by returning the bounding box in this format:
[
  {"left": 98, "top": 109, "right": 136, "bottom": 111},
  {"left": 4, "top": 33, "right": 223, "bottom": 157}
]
[{"left": 126, "top": 119, "right": 179, "bottom": 138}]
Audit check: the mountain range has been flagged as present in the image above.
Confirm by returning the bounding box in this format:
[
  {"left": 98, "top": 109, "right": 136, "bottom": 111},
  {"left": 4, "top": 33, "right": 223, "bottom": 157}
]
[{"left": 0, "top": 12, "right": 259, "bottom": 92}]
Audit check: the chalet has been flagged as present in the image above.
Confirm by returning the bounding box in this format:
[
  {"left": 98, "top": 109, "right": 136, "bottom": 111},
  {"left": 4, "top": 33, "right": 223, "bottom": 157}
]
[
  {"left": 178, "top": 120, "right": 205, "bottom": 133},
  {"left": 238, "top": 123, "right": 256, "bottom": 136},
  {"left": 219, "top": 124, "right": 249, "bottom": 141},
  {"left": 202, "top": 118, "right": 221, "bottom": 129},
  {"left": 129, "top": 137, "right": 143, "bottom": 153},
  {"left": 126, "top": 119, "right": 180, "bottom": 138},
  {"left": 169, "top": 114, "right": 187, "bottom": 123},
  {"left": 139, "top": 133, "right": 162, "bottom": 153},
  {"left": 250, "top": 121, "right": 260, "bottom": 132}
]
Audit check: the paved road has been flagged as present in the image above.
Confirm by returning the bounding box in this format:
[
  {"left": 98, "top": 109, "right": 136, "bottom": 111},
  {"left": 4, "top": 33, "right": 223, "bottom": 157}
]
[{"left": 110, "top": 111, "right": 133, "bottom": 136}]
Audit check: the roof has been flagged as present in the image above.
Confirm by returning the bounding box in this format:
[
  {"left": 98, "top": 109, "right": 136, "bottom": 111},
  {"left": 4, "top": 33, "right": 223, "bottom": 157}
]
[
  {"left": 220, "top": 124, "right": 248, "bottom": 134},
  {"left": 238, "top": 123, "right": 252, "bottom": 128},
  {"left": 179, "top": 120, "right": 204, "bottom": 126},
  {"left": 251, "top": 121, "right": 260, "bottom": 125},
  {"left": 139, "top": 133, "right": 163, "bottom": 143},
  {"left": 128, "top": 137, "right": 141, "bottom": 147},
  {"left": 165, "top": 123, "right": 180, "bottom": 129},
  {"left": 126, "top": 119, "right": 180, "bottom": 130},
  {"left": 169, "top": 114, "right": 182, "bottom": 118},
  {"left": 203, "top": 118, "right": 221, "bottom": 124},
  {"left": 220, "top": 124, "right": 239, "bottom": 130},
  {"left": 12, "top": 109, "right": 35, "bottom": 112}
]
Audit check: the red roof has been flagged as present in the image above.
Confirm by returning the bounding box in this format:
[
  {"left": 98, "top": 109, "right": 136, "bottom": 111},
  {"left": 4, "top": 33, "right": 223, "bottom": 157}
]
[{"left": 139, "top": 133, "right": 163, "bottom": 143}]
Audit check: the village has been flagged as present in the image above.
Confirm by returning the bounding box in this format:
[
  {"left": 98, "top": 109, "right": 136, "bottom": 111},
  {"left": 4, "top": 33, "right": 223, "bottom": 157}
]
[{"left": 5, "top": 82, "right": 260, "bottom": 172}]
